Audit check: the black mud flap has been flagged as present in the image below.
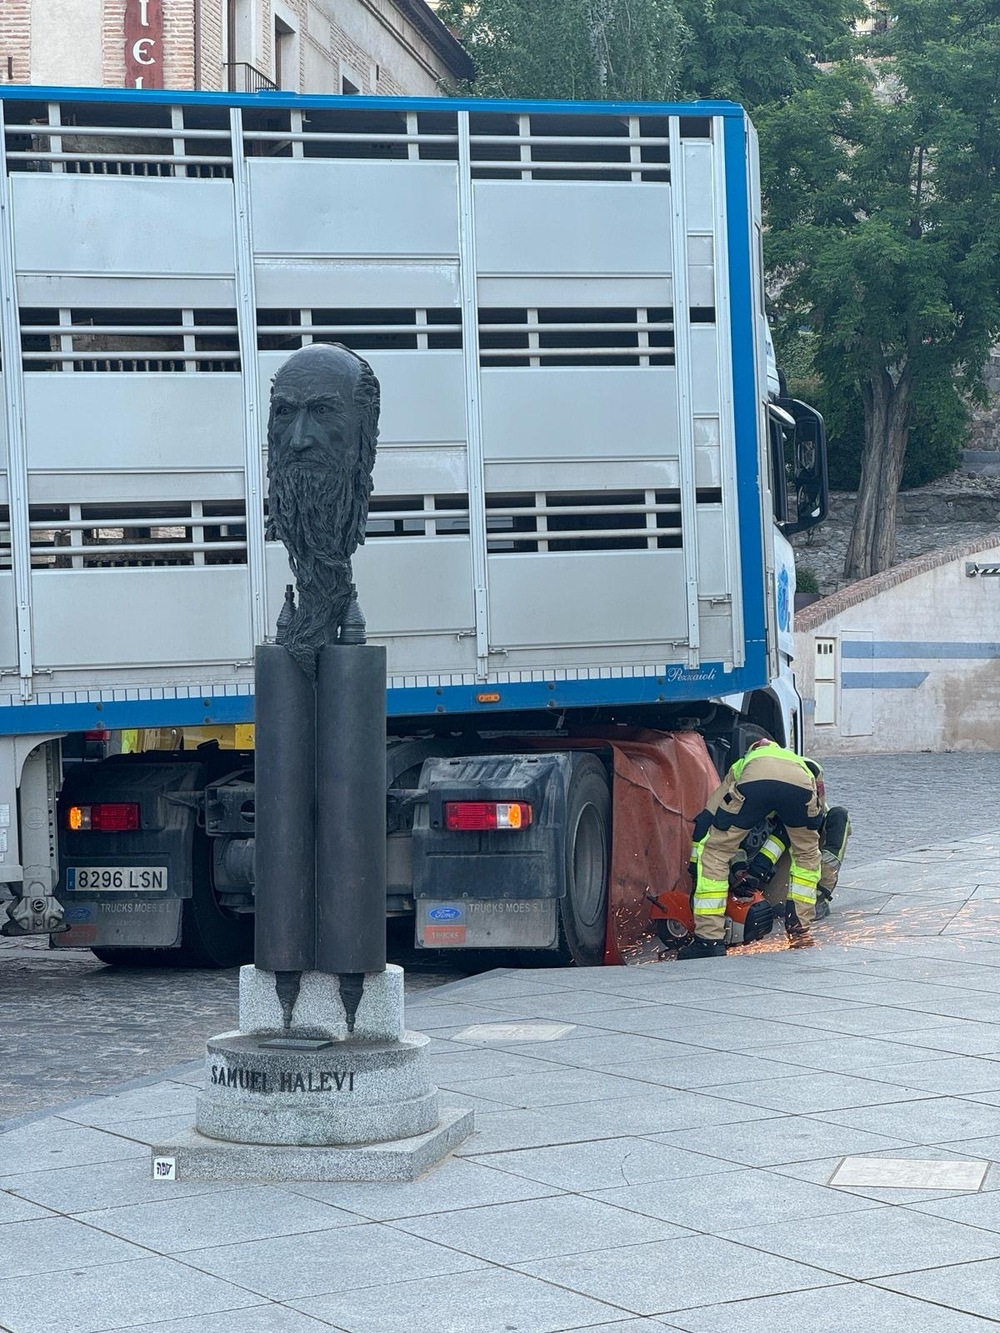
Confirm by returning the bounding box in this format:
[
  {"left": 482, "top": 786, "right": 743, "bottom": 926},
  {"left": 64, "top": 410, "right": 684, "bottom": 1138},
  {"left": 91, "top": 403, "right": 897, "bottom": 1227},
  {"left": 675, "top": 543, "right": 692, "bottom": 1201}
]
[
  {"left": 412, "top": 752, "right": 574, "bottom": 949},
  {"left": 54, "top": 757, "right": 206, "bottom": 951},
  {"left": 58, "top": 898, "right": 183, "bottom": 950}
]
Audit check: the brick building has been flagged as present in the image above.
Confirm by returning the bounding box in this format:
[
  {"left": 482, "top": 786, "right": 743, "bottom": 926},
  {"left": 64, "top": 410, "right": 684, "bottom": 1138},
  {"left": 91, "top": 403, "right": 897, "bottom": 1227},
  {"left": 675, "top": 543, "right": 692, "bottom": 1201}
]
[{"left": 0, "top": 0, "right": 472, "bottom": 97}]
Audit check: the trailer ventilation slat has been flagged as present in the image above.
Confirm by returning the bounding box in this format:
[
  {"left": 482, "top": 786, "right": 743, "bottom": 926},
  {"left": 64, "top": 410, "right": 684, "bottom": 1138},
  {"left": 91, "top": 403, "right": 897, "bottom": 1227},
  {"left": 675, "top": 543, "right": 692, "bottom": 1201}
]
[
  {"left": 20, "top": 309, "right": 241, "bottom": 373},
  {"left": 4, "top": 99, "right": 234, "bottom": 177},
  {"left": 0, "top": 503, "right": 248, "bottom": 569},
  {"left": 479, "top": 307, "right": 678, "bottom": 367},
  {"left": 243, "top": 107, "right": 460, "bottom": 162},
  {"left": 3, "top": 102, "right": 698, "bottom": 181},
  {"left": 469, "top": 112, "right": 674, "bottom": 182},
  {"left": 257, "top": 308, "right": 462, "bottom": 353},
  {"left": 363, "top": 490, "right": 721, "bottom": 553}
]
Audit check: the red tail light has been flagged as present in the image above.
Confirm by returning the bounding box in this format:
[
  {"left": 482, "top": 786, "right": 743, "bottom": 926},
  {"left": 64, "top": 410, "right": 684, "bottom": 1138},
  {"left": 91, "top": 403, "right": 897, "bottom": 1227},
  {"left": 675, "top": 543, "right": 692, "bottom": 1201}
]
[
  {"left": 443, "top": 801, "right": 532, "bottom": 831},
  {"left": 67, "top": 803, "right": 140, "bottom": 832}
]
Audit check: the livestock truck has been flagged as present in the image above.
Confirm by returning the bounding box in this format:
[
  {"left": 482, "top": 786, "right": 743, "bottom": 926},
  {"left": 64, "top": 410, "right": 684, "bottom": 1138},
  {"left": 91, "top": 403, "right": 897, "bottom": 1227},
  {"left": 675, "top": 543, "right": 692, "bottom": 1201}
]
[{"left": 0, "top": 86, "right": 827, "bottom": 967}]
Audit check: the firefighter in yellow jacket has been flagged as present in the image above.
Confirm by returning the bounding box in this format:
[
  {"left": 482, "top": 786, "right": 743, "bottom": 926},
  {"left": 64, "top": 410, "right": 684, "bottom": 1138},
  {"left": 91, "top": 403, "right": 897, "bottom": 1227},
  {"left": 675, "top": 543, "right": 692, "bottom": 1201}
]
[
  {"left": 679, "top": 739, "right": 825, "bottom": 959},
  {"left": 746, "top": 803, "right": 851, "bottom": 921}
]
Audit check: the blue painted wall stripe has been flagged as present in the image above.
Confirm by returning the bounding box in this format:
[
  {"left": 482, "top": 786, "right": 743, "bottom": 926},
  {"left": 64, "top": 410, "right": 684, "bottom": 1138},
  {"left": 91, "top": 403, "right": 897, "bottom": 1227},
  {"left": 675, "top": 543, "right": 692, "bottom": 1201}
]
[
  {"left": 842, "top": 641, "right": 1000, "bottom": 660},
  {"left": 842, "top": 671, "right": 929, "bottom": 690}
]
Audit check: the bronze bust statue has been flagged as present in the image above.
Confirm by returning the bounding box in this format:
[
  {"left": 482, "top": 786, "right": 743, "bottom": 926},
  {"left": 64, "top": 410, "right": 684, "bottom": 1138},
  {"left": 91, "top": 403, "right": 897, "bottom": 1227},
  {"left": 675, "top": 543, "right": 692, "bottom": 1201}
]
[{"left": 265, "top": 342, "right": 380, "bottom": 675}]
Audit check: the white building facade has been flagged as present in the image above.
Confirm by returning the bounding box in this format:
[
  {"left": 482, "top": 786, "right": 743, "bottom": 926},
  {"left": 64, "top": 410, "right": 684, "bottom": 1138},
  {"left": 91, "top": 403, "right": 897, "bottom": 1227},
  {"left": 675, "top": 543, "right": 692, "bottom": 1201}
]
[
  {"left": 1, "top": 0, "right": 472, "bottom": 97},
  {"left": 796, "top": 535, "right": 1000, "bottom": 754}
]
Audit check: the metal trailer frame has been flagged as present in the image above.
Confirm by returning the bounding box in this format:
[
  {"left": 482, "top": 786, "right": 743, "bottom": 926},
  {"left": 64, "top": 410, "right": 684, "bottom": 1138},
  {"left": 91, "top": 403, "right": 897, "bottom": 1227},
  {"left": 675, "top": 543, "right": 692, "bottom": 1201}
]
[
  {"left": 0, "top": 88, "right": 785, "bottom": 932},
  {"left": 0, "top": 86, "right": 772, "bottom": 741}
]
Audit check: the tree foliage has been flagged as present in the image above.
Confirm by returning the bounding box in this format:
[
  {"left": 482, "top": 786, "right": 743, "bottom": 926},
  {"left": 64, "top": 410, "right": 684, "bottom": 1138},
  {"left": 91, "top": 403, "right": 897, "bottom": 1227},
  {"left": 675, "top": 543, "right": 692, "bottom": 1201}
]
[
  {"left": 438, "top": 0, "right": 862, "bottom": 107},
  {"left": 761, "top": 2, "right": 1000, "bottom": 577},
  {"left": 673, "top": 0, "right": 862, "bottom": 106},
  {"left": 435, "top": 0, "right": 690, "bottom": 102}
]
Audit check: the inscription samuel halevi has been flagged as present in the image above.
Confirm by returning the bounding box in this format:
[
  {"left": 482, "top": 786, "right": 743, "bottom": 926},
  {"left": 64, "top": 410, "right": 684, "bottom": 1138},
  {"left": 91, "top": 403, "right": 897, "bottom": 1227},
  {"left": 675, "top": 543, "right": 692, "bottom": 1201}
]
[{"left": 210, "top": 1065, "right": 356, "bottom": 1093}]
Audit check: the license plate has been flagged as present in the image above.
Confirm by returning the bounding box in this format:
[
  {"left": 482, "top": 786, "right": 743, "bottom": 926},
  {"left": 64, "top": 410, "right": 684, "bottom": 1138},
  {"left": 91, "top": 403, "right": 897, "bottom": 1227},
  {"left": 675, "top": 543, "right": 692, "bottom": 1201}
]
[{"left": 66, "top": 866, "right": 168, "bottom": 892}]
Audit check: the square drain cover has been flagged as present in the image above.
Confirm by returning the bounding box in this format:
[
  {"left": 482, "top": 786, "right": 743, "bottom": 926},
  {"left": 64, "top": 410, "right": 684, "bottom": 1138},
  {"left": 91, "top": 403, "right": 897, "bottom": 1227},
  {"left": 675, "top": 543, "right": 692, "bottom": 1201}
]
[
  {"left": 830, "top": 1157, "right": 988, "bottom": 1191},
  {"left": 453, "top": 1022, "right": 576, "bottom": 1042}
]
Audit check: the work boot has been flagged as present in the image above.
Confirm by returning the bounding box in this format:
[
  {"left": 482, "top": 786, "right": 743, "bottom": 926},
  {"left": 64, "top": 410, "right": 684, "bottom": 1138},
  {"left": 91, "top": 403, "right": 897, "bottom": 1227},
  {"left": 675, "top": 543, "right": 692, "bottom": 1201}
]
[
  {"left": 784, "top": 902, "right": 814, "bottom": 949},
  {"left": 677, "top": 936, "right": 727, "bottom": 960},
  {"left": 814, "top": 888, "right": 833, "bottom": 922}
]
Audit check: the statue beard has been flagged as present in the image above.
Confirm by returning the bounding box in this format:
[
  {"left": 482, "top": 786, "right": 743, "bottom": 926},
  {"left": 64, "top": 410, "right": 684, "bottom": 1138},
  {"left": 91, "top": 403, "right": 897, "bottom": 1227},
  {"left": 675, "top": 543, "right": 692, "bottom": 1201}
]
[
  {"left": 269, "top": 459, "right": 361, "bottom": 675},
  {"left": 269, "top": 460, "right": 357, "bottom": 574}
]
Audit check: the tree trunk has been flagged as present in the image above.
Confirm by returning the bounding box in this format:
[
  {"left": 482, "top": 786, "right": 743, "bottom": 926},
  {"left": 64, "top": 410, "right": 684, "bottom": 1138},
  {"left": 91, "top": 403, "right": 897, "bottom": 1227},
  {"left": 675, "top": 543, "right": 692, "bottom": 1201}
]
[
  {"left": 843, "top": 368, "right": 913, "bottom": 581},
  {"left": 588, "top": 0, "right": 611, "bottom": 94}
]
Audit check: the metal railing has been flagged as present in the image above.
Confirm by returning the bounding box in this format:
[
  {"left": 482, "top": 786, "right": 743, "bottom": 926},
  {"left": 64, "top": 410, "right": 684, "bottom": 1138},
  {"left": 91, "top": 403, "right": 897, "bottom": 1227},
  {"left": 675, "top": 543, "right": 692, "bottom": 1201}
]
[{"left": 224, "top": 62, "right": 277, "bottom": 93}]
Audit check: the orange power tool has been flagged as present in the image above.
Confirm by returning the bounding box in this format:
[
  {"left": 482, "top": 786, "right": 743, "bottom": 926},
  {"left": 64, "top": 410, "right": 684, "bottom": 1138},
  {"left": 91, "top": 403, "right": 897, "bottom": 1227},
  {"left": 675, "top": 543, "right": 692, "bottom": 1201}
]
[{"left": 649, "top": 868, "right": 775, "bottom": 949}]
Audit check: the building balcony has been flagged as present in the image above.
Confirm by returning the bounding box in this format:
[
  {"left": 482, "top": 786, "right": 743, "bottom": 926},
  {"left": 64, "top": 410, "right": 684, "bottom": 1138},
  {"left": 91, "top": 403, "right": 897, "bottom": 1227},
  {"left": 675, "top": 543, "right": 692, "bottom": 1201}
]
[{"left": 224, "top": 62, "right": 277, "bottom": 94}]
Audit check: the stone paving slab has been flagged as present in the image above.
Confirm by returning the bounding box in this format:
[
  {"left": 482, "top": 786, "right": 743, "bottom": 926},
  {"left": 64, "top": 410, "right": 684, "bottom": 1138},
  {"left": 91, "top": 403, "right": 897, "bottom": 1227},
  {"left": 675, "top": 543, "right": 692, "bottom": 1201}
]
[
  {"left": 393, "top": 1193, "right": 690, "bottom": 1265},
  {"left": 75, "top": 1183, "right": 364, "bottom": 1253},
  {"left": 180, "top": 1223, "right": 489, "bottom": 1303},
  {"left": 515, "top": 1234, "right": 844, "bottom": 1318},
  {"left": 585, "top": 1165, "right": 881, "bottom": 1232},
  {"left": 719, "top": 1204, "right": 1000, "bottom": 1279},
  {"left": 9, "top": 834, "right": 1000, "bottom": 1330},
  {"left": 666, "top": 1281, "right": 1000, "bottom": 1331},
  {"left": 115, "top": 1311, "right": 337, "bottom": 1333},
  {"left": 875, "top": 1258, "right": 1000, "bottom": 1322},
  {"left": 290, "top": 1267, "right": 637, "bottom": 1333},
  {"left": 0, "top": 1256, "right": 262, "bottom": 1332}
]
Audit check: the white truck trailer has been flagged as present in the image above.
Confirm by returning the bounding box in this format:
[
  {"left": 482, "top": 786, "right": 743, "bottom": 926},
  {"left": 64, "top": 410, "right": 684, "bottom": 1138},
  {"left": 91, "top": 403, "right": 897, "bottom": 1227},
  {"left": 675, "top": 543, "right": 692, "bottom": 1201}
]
[{"left": 0, "top": 86, "right": 826, "bottom": 966}]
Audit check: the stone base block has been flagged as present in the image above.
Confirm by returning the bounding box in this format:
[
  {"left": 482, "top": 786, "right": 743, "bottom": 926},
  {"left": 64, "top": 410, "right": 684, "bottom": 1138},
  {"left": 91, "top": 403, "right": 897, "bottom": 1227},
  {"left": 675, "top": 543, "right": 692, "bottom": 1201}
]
[
  {"left": 152, "top": 1107, "right": 474, "bottom": 1183},
  {"left": 239, "top": 964, "right": 404, "bottom": 1043},
  {"left": 197, "top": 1030, "right": 438, "bottom": 1145}
]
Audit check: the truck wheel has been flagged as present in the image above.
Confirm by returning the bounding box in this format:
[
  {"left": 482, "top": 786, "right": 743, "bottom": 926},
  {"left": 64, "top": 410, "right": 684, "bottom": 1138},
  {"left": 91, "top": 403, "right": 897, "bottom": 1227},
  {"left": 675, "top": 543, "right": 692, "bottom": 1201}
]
[
  {"left": 558, "top": 754, "right": 611, "bottom": 967},
  {"left": 174, "top": 830, "right": 253, "bottom": 967}
]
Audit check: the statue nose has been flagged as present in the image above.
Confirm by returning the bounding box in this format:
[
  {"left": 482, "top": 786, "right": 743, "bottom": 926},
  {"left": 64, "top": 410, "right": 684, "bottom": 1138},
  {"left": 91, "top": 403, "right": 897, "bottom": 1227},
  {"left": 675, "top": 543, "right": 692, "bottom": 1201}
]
[{"left": 289, "top": 415, "right": 315, "bottom": 450}]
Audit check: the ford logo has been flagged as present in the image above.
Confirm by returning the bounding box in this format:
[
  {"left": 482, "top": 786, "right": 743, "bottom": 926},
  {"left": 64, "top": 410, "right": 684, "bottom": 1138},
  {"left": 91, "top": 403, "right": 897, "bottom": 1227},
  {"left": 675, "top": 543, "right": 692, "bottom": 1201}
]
[
  {"left": 65, "top": 906, "right": 93, "bottom": 923},
  {"left": 428, "top": 906, "right": 462, "bottom": 921}
]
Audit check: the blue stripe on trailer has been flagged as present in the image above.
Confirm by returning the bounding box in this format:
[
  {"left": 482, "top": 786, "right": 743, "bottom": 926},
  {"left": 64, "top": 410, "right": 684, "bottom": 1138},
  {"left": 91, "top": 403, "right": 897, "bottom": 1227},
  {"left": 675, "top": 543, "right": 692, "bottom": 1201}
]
[
  {"left": 0, "top": 661, "right": 762, "bottom": 735},
  {"left": 723, "top": 110, "right": 767, "bottom": 686},
  {"left": 0, "top": 84, "right": 747, "bottom": 119},
  {"left": 0, "top": 695, "right": 256, "bottom": 735}
]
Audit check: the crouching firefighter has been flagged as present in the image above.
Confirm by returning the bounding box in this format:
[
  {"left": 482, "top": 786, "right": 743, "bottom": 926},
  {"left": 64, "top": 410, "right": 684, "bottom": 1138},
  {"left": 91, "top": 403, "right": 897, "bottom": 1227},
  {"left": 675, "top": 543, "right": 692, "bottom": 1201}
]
[
  {"left": 747, "top": 802, "right": 851, "bottom": 922},
  {"left": 679, "top": 739, "right": 825, "bottom": 960}
]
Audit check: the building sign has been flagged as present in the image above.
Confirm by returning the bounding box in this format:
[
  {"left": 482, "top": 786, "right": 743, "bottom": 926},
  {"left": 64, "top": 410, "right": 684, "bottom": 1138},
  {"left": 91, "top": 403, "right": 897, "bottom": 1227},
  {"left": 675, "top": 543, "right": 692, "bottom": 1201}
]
[{"left": 125, "top": 0, "right": 164, "bottom": 89}]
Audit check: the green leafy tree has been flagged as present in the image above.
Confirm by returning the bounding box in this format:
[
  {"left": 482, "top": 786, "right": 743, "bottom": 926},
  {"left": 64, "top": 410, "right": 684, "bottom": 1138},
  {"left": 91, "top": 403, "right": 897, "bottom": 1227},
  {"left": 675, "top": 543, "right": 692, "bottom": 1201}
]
[
  {"left": 438, "top": 0, "right": 861, "bottom": 107},
  {"left": 761, "top": 2, "right": 1000, "bottom": 579},
  {"left": 435, "top": 0, "right": 690, "bottom": 102},
  {"left": 674, "top": 0, "right": 862, "bottom": 106}
]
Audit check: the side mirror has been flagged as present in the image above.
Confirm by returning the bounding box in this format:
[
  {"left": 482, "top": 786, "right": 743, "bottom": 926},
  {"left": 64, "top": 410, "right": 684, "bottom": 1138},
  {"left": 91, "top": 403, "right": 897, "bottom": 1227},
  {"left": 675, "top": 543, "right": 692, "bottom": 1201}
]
[{"left": 776, "top": 397, "right": 828, "bottom": 537}]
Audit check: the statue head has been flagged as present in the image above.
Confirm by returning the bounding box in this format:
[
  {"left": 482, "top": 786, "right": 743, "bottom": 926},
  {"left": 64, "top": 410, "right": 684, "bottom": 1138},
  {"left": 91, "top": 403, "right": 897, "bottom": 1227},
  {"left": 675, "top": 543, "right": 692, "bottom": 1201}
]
[
  {"left": 268, "top": 342, "right": 379, "bottom": 480},
  {"left": 266, "top": 342, "right": 380, "bottom": 555}
]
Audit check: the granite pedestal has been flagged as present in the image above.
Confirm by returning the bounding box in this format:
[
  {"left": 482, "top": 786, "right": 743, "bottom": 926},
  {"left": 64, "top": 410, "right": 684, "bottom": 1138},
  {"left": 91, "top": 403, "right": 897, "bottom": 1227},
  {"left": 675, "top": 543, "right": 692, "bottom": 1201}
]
[{"left": 152, "top": 963, "right": 473, "bottom": 1181}]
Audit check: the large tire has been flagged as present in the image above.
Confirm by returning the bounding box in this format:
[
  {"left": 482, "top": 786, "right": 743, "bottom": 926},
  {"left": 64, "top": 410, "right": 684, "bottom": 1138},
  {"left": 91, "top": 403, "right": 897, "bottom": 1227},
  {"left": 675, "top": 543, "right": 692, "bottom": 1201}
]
[
  {"left": 175, "top": 829, "right": 253, "bottom": 967},
  {"left": 91, "top": 831, "right": 252, "bottom": 969},
  {"left": 557, "top": 754, "right": 611, "bottom": 967}
]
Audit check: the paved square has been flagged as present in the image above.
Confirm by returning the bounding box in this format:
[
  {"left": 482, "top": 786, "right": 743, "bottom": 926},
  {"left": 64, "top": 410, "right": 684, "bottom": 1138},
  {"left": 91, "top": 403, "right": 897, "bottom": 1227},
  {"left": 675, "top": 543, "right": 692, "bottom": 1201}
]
[{"left": 7, "top": 832, "right": 1000, "bottom": 1330}]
